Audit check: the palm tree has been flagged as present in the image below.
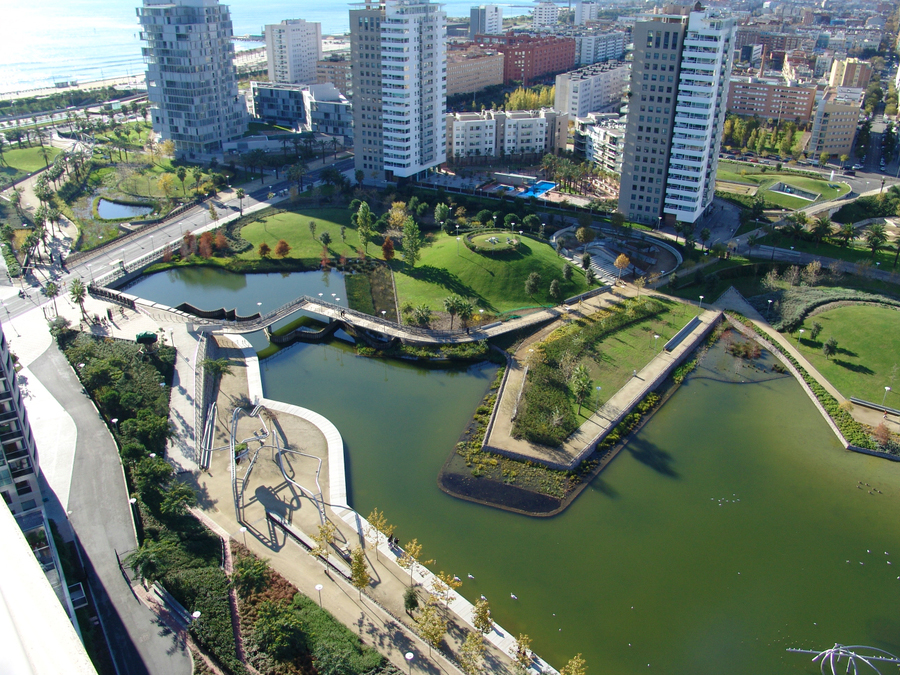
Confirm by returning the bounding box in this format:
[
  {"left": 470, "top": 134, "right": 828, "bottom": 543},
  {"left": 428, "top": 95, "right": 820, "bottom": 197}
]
[
  {"left": 443, "top": 295, "right": 461, "bottom": 329},
  {"left": 236, "top": 188, "right": 245, "bottom": 216},
  {"left": 864, "top": 223, "right": 888, "bottom": 258},
  {"left": 747, "top": 234, "right": 759, "bottom": 256},
  {"left": 176, "top": 166, "right": 187, "bottom": 195},
  {"left": 457, "top": 299, "right": 474, "bottom": 334},
  {"left": 838, "top": 223, "right": 856, "bottom": 247},
  {"left": 69, "top": 278, "right": 87, "bottom": 319},
  {"left": 288, "top": 162, "right": 307, "bottom": 192},
  {"left": 43, "top": 282, "right": 60, "bottom": 316},
  {"left": 811, "top": 216, "right": 832, "bottom": 248},
  {"left": 191, "top": 167, "right": 202, "bottom": 195}
]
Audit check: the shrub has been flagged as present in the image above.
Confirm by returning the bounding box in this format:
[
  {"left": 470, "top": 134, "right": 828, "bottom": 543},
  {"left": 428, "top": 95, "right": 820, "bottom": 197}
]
[{"left": 750, "top": 286, "right": 900, "bottom": 332}]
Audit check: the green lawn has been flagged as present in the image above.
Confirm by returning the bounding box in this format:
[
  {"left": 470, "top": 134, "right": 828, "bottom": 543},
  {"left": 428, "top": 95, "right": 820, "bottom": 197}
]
[
  {"left": 715, "top": 164, "right": 850, "bottom": 210},
  {"left": 391, "top": 233, "right": 590, "bottom": 313},
  {"left": 789, "top": 305, "right": 900, "bottom": 403},
  {"left": 239, "top": 207, "right": 360, "bottom": 259},
  {"left": 752, "top": 231, "right": 899, "bottom": 269},
  {"left": 0, "top": 145, "right": 61, "bottom": 184}
]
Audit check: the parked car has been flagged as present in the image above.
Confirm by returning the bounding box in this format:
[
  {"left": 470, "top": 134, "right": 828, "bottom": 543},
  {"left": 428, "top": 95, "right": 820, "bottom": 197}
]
[
  {"left": 843, "top": 170, "right": 856, "bottom": 176},
  {"left": 852, "top": 163, "right": 864, "bottom": 170}
]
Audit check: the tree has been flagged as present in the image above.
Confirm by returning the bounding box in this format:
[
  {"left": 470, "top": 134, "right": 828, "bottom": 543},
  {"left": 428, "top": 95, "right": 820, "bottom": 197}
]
[
  {"left": 382, "top": 237, "right": 395, "bottom": 261},
  {"left": 339, "top": 225, "right": 346, "bottom": 243},
  {"left": 562, "top": 263, "right": 573, "bottom": 282},
  {"left": 275, "top": 240, "right": 291, "bottom": 258},
  {"left": 838, "top": 223, "right": 856, "bottom": 247},
  {"left": 288, "top": 162, "right": 307, "bottom": 191},
  {"left": 614, "top": 253, "right": 630, "bottom": 282},
  {"left": 309, "top": 220, "right": 317, "bottom": 239},
  {"left": 357, "top": 201, "right": 374, "bottom": 254},
  {"left": 412, "top": 304, "right": 432, "bottom": 326},
  {"left": 43, "top": 282, "right": 59, "bottom": 315},
  {"left": 208, "top": 204, "right": 218, "bottom": 227},
  {"left": 235, "top": 187, "right": 245, "bottom": 216},
  {"left": 586, "top": 268, "right": 596, "bottom": 285},
  {"left": 434, "top": 202, "right": 451, "bottom": 228},
  {"left": 233, "top": 555, "right": 269, "bottom": 598},
  {"left": 699, "top": 227, "right": 711, "bottom": 250},
  {"left": 176, "top": 166, "right": 187, "bottom": 195},
  {"left": 512, "top": 634, "right": 533, "bottom": 670},
  {"left": 258, "top": 242, "right": 271, "bottom": 258},
  {"left": 402, "top": 217, "right": 422, "bottom": 267},
  {"left": 634, "top": 275, "right": 646, "bottom": 297},
  {"left": 473, "top": 597, "right": 494, "bottom": 634},
  {"left": 415, "top": 601, "right": 447, "bottom": 653},
  {"left": 571, "top": 365, "right": 592, "bottom": 415},
  {"left": 810, "top": 321, "right": 823, "bottom": 342},
  {"left": 801, "top": 260, "right": 822, "bottom": 286},
  {"left": 575, "top": 226, "right": 595, "bottom": 245},
  {"left": 823, "top": 337, "right": 838, "bottom": 359},
  {"left": 320, "top": 231, "right": 332, "bottom": 248},
  {"left": 160, "top": 480, "right": 196, "bottom": 515},
  {"left": 458, "top": 631, "right": 486, "bottom": 675},
  {"left": 457, "top": 300, "right": 474, "bottom": 334},
  {"left": 581, "top": 252, "right": 592, "bottom": 270},
  {"left": 840, "top": 153, "right": 850, "bottom": 168},
  {"left": 560, "top": 653, "right": 587, "bottom": 675},
  {"left": 747, "top": 234, "right": 759, "bottom": 256},
  {"left": 365, "top": 508, "right": 394, "bottom": 561},
  {"left": 525, "top": 271, "right": 541, "bottom": 299},
  {"left": 398, "top": 538, "right": 429, "bottom": 585},
  {"left": 443, "top": 295, "right": 462, "bottom": 328},
  {"left": 350, "top": 546, "right": 370, "bottom": 598},
  {"left": 69, "top": 278, "right": 87, "bottom": 319},
  {"left": 157, "top": 173, "right": 177, "bottom": 199},
  {"left": 309, "top": 521, "right": 337, "bottom": 562},
  {"left": 610, "top": 212, "right": 626, "bottom": 232},
  {"left": 819, "top": 151, "right": 830, "bottom": 167},
  {"left": 124, "top": 538, "right": 178, "bottom": 582},
  {"left": 201, "top": 357, "right": 234, "bottom": 377},
  {"left": 549, "top": 278, "right": 561, "bottom": 301},
  {"left": 404, "top": 586, "right": 419, "bottom": 615},
  {"left": 159, "top": 139, "right": 175, "bottom": 160},
  {"left": 254, "top": 600, "right": 304, "bottom": 661},
  {"left": 811, "top": 216, "right": 832, "bottom": 247},
  {"left": 191, "top": 167, "right": 203, "bottom": 194},
  {"left": 865, "top": 223, "right": 888, "bottom": 257}
]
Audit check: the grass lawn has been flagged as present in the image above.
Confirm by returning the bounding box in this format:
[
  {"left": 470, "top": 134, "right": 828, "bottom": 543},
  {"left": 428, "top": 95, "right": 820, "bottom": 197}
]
[
  {"left": 239, "top": 207, "right": 360, "bottom": 260},
  {"left": 0, "top": 145, "right": 61, "bottom": 184},
  {"left": 572, "top": 299, "right": 695, "bottom": 424},
  {"left": 788, "top": 305, "right": 900, "bottom": 403},
  {"left": 752, "top": 231, "right": 900, "bottom": 269},
  {"left": 716, "top": 165, "right": 850, "bottom": 210},
  {"left": 391, "top": 232, "right": 590, "bottom": 313}
]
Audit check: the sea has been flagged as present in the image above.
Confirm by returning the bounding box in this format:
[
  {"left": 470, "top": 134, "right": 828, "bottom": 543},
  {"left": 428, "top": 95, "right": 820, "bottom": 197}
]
[{"left": 0, "top": 0, "right": 518, "bottom": 95}]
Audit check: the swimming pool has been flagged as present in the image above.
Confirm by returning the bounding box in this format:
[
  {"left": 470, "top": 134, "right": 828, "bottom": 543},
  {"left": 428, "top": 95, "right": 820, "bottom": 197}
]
[{"left": 517, "top": 180, "right": 557, "bottom": 198}]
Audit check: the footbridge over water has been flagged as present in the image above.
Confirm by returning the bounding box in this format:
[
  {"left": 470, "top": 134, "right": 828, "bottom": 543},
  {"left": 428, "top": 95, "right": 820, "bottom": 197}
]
[{"left": 93, "top": 284, "right": 610, "bottom": 345}]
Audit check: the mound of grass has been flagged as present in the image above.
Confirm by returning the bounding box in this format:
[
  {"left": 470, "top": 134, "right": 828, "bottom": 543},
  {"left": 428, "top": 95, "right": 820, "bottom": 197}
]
[
  {"left": 239, "top": 207, "right": 359, "bottom": 260},
  {"left": 391, "top": 233, "right": 589, "bottom": 313},
  {"left": 0, "top": 145, "right": 61, "bottom": 184}
]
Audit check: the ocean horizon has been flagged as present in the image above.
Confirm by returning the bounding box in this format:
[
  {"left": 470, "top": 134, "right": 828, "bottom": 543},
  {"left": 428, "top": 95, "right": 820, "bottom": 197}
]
[{"left": 0, "top": 0, "right": 524, "bottom": 95}]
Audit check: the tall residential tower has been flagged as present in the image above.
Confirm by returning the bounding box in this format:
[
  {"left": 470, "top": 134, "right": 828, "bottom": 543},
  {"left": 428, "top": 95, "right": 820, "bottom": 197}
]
[
  {"left": 350, "top": 0, "right": 447, "bottom": 184},
  {"left": 138, "top": 0, "right": 246, "bottom": 156},
  {"left": 469, "top": 5, "right": 502, "bottom": 40},
  {"left": 617, "top": 4, "right": 734, "bottom": 226},
  {"left": 265, "top": 19, "right": 323, "bottom": 84}
]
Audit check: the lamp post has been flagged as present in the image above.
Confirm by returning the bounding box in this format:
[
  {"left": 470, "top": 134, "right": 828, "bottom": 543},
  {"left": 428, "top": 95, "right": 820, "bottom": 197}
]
[
  {"left": 698, "top": 295, "right": 704, "bottom": 311},
  {"left": 87, "top": 263, "right": 94, "bottom": 281},
  {"left": 192, "top": 611, "right": 201, "bottom": 621},
  {"left": 883, "top": 386, "right": 892, "bottom": 407},
  {"left": 111, "top": 417, "right": 119, "bottom": 432},
  {"left": 798, "top": 328, "right": 805, "bottom": 344},
  {"left": 381, "top": 310, "right": 387, "bottom": 323},
  {"left": 405, "top": 652, "right": 414, "bottom": 675},
  {"left": 456, "top": 236, "right": 461, "bottom": 255},
  {"left": 767, "top": 298, "right": 773, "bottom": 319},
  {"left": 239, "top": 526, "right": 247, "bottom": 546},
  {"left": 654, "top": 334, "right": 660, "bottom": 353},
  {"left": 315, "top": 583, "right": 324, "bottom": 606}
]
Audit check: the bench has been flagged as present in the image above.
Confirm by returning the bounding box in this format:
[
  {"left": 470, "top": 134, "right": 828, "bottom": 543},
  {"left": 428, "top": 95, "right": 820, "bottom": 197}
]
[{"left": 266, "top": 511, "right": 352, "bottom": 580}]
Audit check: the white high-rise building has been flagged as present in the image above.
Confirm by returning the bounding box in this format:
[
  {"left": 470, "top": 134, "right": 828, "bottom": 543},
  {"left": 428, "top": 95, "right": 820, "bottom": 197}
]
[
  {"left": 138, "top": 0, "right": 246, "bottom": 156},
  {"left": 617, "top": 5, "right": 734, "bottom": 226},
  {"left": 351, "top": 0, "right": 447, "bottom": 184},
  {"left": 265, "top": 19, "right": 323, "bottom": 84},
  {"left": 575, "top": 1, "right": 599, "bottom": 25},
  {"left": 470, "top": 5, "right": 503, "bottom": 40},
  {"left": 555, "top": 61, "right": 630, "bottom": 117},
  {"left": 532, "top": 1, "right": 559, "bottom": 30}
]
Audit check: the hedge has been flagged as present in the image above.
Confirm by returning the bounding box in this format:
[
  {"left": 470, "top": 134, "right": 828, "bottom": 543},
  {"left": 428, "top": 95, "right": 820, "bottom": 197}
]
[{"left": 749, "top": 286, "right": 900, "bottom": 332}]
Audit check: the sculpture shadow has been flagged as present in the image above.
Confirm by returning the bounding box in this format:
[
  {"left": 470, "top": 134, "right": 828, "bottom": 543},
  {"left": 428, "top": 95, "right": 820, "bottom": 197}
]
[{"left": 626, "top": 438, "right": 678, "bottom": 478}]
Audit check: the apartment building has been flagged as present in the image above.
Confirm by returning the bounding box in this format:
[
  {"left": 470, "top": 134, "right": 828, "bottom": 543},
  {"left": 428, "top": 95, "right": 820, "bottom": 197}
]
[
  {"left": 446, "top": 108, "right": 567, "bottom": 160},
  {"left": 138, "top": 0, "right": 246, "bottom": 156},
  {"left": 571, "top": 30, "right": 627, "bottom": 66},
  {"left": 574, "top": 113, "right": 626, "bottom": 174},
  {"left": 829, "top": 58, "right": 873, "bottom": 89},
  {"left": 727, "top": 77, "right": 817, "bottom": 122},
  {"left": 265, "top": 19, "right": 323, "bottom": 84},
  {"left": 809, "top": 87, "right": 863, "bottom": 159},
  {"left": 476, "top": 33, "right": 575, "bottom": 85},
  {"left": 532, "top": 1, "right": 559, "bottom": 30},
  {"left": 351, "top": 0, "right": 447, "bottom": 184},
  {"left": 554, "top": 61, "right": 630, "bottom": 117},
  {"left": 469, "top": 5, "right": 502, "bottom": 40},
  {"left": 0, "top": 331, "right": 38, "bottom": 517},
  {"left": 618, "top": 5, "right": 735, "bottom": 226},
  {"left": 447, "top": 47, "right": 504, "bottom": 96},
  {"left": 575, "top": 1, "right": 600, "bottom": 25},
  {"left": 317, "top": 54, "right": 353, "bottom": 97}
]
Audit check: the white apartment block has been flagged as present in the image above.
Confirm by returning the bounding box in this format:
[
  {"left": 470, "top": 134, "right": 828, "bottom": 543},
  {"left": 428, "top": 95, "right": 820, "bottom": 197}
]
[
  {"left": 555, "top": 61, "right": 629, "bottom": 117},
  {"left": 575, "top": 1, "right": 599, "bottom": 25},
  {"left": 446, "top": 108, "right": 567, "bottom": 160},
  {"left": 139, "top": 0, "right": 246, "bottom": 156},
  {"left": 574, "top": 113, "right": 625, "bottom": 174},
  {"left": 573, "top": 31, "right": 626, "bottom": 66},
  {"left": 532, "top": 1, "right": 559, "bottom": 30},
  {"left": 265, "top": 19, "right": 323, "bottom": 84},
  {"left": 469, "top": 5, "right": 503, "bottom": 40},
  {"left": 351, "top": 0, "right": 447, "bottom": 183}
]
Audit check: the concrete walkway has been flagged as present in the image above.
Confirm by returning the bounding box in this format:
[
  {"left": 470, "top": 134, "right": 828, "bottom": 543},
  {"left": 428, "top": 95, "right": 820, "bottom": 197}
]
[{"left": 484, "top": 287, "right": 719, "bottom": 469}]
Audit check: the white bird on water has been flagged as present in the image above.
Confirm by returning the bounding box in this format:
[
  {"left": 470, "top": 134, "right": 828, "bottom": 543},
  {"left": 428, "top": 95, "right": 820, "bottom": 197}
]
[
  {"left": 468, "top": 574, "right": 475, "bottom": 579},
  {"left": 480, "top": 594, "right": 487, "bottom": 600},
  {"left": 511, "top": 593, "right": 518, "bottom": 600}
]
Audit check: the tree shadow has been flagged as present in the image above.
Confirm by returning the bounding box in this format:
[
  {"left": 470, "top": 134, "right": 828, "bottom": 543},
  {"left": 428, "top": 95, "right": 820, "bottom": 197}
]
[
  {"left": 832, "top": 359, "right": 874, "bottom": 374},
  {"left": 400, "top": 264, "right": 494, "bottom": 310},
  {"left": 836, "top": 346, "right": 858, "bottom": 357},
  {"left": 626, "top": 438, "right": 679, "bottom": 478}
]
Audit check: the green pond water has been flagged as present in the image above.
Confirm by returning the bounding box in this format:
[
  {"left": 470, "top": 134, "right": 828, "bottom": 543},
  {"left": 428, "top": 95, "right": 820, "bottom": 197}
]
[{"left": 125, "top": 270, "right": 900, "bottom": 673}]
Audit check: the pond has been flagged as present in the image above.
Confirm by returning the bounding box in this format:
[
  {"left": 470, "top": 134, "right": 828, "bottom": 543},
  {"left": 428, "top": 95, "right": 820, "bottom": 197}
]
[
  {"left": 126, "top": 271, "right": 900, "bottom": 673},
  {"left": 97, "top": 198, "right": 154, "bottom": 220}
]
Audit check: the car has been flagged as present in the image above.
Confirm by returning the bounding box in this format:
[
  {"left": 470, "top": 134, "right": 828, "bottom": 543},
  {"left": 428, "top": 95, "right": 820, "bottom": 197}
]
[
  {"left": 852, "top": 163, "right": 864, "bottom": 170},
  {"left": 843, "top": 170, "right": 856, "bottom": 176}
]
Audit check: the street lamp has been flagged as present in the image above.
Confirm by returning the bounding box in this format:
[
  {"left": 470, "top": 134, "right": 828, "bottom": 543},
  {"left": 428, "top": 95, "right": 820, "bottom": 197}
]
[
  {"left": 456, "top": 236, "right": 461, "bottom": 255},
  {"left": 381, "top": 310, "right": 386, "bottom": 322},
  {"left": 405, "top": 652, "right": 414, "bottom": 675},
  {"left": 698, "top": 295, "right": 705, "bottom": 311},
  {"left": 883, "top": 386, "right": 892, "bottom": 407},
  {"left": 767, "top": 298, "right": 773, "bottom": 319},
  {"left": 111, "top": 418, "right": 118, "bottom": 431},
  {"left": 654, "top": 334, "right": 660, "bottom": 353},
  {"left": 315, "top": 583, "right": 324, "bottom": 607},
  {"left": 239, "top": 526, "right": 247, "bottom": 546},
  {"left": 798, "top": 328, "right": 805, "bottom": 344},
  {"left": 191, "top": 611, "right": 201, "bottom": 621}
]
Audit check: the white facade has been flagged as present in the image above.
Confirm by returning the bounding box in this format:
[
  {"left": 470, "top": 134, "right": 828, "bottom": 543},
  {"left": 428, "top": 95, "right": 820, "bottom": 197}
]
[
  {"left": 575, "top": 113, "right": 625, "bottom": 174},
  {"left": 664, "top": 10, "right": 735, "bottom": 224},
  {"left": 446, "top": 108, "right": 567, "bottom": 160},
  {"left": 532, "top": 1, "right": 559, "bottom": 30},
  {"left": 447, "top": 113, "right": 498, "bottom": 159},
  {"left": 503, "top": 114, "right": 547, "bottom": 155},
  {"left": 351, "top": 0, "right": 447, "bottom": 183},
  {"left": 555, "top": 61, "right": 629, "bottom": 117},
  {"left": 139, "top": 0, "right": 246, "bottom": 156},
  {"left": 302, "top": 83, "right": 354, "bottom": 142},
  {"left": 575, "top": 1, "right": 599, "bottom": 25},
  {"left": 573, "top": 31, "right": 626, "bottom": 66},
  {"left": 265, "top": 19, "right": 323, "bottom": 84},
  {"left": 469, "top": 5, "right": 503, "bottom": 39}
]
